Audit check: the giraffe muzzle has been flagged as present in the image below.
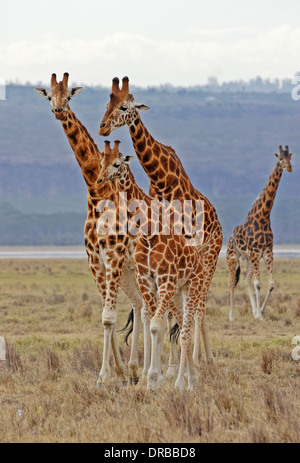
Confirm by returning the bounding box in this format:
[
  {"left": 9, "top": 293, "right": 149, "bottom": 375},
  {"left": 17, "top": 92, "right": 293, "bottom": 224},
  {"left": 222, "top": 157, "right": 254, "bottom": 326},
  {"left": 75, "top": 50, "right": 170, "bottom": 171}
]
[{"left": 99, "top": 123, "right": 111, "bottom": 137}]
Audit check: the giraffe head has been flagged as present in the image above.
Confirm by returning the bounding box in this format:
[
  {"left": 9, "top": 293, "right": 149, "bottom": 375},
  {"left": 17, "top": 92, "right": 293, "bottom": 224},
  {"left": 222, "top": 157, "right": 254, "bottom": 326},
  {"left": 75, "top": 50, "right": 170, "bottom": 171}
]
[
  {"left": 96, "top": 140, "right": 134, "bottom": 185},
  {"left": 99, "top": 77, "right": 150, "bottom": 136},
  {"left": 274, "top": 145, "right": 295, "bottom": 172},
  {"left": 34, "top": 73, "right": 83, "bottom": 120}
]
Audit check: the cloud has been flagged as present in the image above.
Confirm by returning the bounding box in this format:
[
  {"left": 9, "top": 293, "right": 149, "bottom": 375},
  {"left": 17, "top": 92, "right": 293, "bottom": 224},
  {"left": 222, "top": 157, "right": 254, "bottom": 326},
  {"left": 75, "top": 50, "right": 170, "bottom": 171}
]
[{"left": 1, "top": 26, "right": 299, "bottom": 86}]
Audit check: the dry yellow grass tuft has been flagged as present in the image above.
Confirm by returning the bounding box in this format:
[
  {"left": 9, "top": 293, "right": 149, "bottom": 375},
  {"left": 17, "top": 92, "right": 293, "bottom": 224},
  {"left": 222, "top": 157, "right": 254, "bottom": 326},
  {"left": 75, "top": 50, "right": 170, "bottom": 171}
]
[{"left": 0, "top": 257, "right": 300, "bottom": 443}]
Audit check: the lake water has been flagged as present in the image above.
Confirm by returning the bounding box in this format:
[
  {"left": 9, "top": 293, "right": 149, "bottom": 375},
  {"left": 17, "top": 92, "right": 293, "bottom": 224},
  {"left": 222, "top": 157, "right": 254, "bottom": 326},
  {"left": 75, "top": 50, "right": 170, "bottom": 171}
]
[{"left": 0, "top": 246, "right": 299, "bottom": 259}]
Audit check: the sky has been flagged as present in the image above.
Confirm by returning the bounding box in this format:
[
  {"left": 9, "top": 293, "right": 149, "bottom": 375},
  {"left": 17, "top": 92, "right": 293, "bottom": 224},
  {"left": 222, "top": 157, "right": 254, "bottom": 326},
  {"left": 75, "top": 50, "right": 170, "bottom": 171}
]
[{"left": 1, "top": 0, "right": 300, "bottom": 87}]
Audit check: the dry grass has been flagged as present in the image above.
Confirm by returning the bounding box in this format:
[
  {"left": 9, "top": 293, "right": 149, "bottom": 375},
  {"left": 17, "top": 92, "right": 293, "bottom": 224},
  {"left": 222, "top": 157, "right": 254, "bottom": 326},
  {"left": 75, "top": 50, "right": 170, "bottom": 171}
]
[{"left": 0, "top": 257, "right": 300, "bottom": 443}]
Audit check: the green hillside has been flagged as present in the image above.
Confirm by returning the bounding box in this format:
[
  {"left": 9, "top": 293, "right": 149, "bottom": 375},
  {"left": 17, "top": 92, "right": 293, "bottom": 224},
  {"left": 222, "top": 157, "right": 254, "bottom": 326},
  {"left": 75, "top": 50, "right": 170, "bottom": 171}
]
[{"left": 0, "top": 81, "right": 299, "bottom": 245}]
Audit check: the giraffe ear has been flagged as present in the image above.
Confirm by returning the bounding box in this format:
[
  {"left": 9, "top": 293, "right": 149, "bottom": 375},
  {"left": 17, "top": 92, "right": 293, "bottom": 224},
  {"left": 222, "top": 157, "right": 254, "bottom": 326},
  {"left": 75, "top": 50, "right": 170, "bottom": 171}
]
[
  {"left": 34, "top": 88, "right": 49, "bottom": 98},
  {"left": 134, "top": 103, "right": 150, "bottom": 112},
  {"left": 290, "top": 153, "right": 295, "bottom": 158},
  {"left": 274, "top": 153, "right": 279, "bottom": 158},
  {"left": 124, "top": 155, "right": 134, "bottom": 164},
  {"left": 70, "top": 87, "right": 83, "bottom": 98}
]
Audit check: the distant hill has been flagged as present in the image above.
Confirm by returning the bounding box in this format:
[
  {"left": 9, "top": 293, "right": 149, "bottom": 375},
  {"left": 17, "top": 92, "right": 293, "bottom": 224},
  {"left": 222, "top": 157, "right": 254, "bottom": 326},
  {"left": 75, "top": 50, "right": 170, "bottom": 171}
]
[{"left": 0, "top": 81, "right": 299, "bottom": 245}]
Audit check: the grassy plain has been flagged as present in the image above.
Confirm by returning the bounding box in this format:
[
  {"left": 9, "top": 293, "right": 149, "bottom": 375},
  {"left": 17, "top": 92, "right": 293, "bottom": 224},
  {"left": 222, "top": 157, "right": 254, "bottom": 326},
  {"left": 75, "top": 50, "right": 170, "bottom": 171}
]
[{"left": 0, "top": 257, "right": 300, "bottom": 443}]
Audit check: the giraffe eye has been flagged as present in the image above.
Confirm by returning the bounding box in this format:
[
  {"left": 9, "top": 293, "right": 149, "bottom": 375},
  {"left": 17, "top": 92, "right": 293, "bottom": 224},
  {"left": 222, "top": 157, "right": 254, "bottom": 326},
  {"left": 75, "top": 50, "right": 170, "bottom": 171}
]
[
  {"left": 119, "top": 106, "right": 127, "bottom": 111},
  {"left": 113, "top": 163, "right": 120, "bottom": 168},
  {"left": 48, "top": 97, "right": 51, "bottom": 101}
]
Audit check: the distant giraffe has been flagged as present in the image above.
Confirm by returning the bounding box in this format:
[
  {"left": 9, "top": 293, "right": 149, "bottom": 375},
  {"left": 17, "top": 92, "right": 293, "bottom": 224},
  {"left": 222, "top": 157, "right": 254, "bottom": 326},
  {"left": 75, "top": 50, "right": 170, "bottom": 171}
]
[
  {"left": 34, "top": 73, "right": 144, "bottom": 385},
  {"left": 99, "top": 76, "right": 222, "bottom": 365},
  {"left": 227, "top": 145, "right": 294, "bottom": 321},
  {"left": 96, "top": 142, "right": 213, "bottom": 390}
]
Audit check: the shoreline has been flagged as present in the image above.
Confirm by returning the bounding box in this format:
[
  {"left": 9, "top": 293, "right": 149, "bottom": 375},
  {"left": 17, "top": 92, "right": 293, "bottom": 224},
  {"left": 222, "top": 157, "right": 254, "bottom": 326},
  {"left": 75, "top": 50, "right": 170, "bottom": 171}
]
[{"left": 0, "top": 245, "right": 300, "bottom": 259}]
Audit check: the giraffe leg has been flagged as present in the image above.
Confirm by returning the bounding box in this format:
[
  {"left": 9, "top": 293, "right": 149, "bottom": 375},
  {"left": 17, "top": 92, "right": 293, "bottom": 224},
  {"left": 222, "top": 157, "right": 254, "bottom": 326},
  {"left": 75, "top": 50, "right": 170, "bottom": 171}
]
[
  {"left": 165, "top": 300, "right": 181, "bottom": 379},
  {"left": 120, "top": 267, "right": 143, "bottom": 384},
  {"left": 148, "top": 314, "right": 166, "bottom": 391},
  {"left": 97, "top": 258, "right": 127, "bottom": 386},
  {"left": 141, "top": 303, "right": 151, "bottom": 381},
  {"left": 260, "top": 247, "right": 275, "bottom": 314},
  {"left": 193, "top": 318, "right": 202, "bottom": 367},
  {"left": 87, "top": 253, "right": 117, "bottom": 384},
  {"left": 250, "top": 253, "right": 263, "bottom": 320},
  {"left": 227, "top": 238, "right": 240, "bottom": 322},
  {"left": 176, "top": 283, "right": 199, "bottom": 390},
  {"left": 135, "top": 273, "right": 157, "bottom": 381},
  {"left": 193, "top": 235, "right": 221, "bottom": 365},
  {"left": 244, "top": 258, "right": 257, "bottom": 318},
  {"left": 201, "top": 318, "right": 214, "bottom": 364},
  {"left": 147, "top": 283, "right": 177, "bottom": 391}
]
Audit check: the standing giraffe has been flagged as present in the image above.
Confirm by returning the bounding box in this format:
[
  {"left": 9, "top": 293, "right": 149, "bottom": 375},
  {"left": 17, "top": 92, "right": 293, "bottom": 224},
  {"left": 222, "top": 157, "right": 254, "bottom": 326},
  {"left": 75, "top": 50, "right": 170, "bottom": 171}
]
[
  {"left": 227, "top": 146, "right": 294, "bottom": 321},
  {"left": 34, "top": 73, "right": 144, "bottom": 385},
  {"left": 99, "top": 76, "right": 222, "bottom": 365},
  {"left": 96, "top": 142, "right": 212, "bottom": 390}
]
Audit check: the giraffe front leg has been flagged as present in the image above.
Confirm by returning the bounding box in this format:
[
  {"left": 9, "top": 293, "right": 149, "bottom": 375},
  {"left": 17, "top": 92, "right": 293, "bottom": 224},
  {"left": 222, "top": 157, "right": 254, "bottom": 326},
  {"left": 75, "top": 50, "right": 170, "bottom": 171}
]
[
  {"left": 176, "top": 289, "right": 198, "bottom": 390},
  {"left": 97, "top": 315, "right": 114, "bottom": 387},
  {"left": 120, "top": 268, "right": 143, "bottom": 385},
  {"left": 97, "top": 265, "right": 126, "bottom": 386},
  {"left": 148, "top": 316, "right": 165, "bottom": 391},
  {"left": 135, "top": 273, "right": 156, "bottom": 382},
  {"left": 87, "top": 253, "right": 114, "bottom": 386}
]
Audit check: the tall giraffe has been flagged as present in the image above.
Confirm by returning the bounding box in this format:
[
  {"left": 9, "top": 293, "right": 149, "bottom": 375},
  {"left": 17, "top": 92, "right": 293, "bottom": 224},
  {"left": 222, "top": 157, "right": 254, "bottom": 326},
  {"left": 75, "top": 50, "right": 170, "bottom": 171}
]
[
  {"left": 34, "top": 73, "right": 144, "bottom": 385},
  {"left": 99, "top": 76, "right": 222, "bottom": 365},
  {"left": 96, "top": 143, "right": 212, "bottom": 390},
  {"left": 227, "top": 146, "right": 294, "bottom": 321}
]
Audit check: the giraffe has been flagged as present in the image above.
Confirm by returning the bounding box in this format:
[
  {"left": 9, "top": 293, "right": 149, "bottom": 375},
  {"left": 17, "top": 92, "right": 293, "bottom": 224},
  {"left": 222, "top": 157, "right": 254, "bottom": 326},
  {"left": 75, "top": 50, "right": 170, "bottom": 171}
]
[
  {"left": 34, "top": 73, "right": 144, "bottom": 385},
  {"left": 96, "top": 142, "right": 212, "bottom": 390},
  {"left": 99, "top": 76, "right": 222, "bottom": 365},
  {"left": 226, "top": 145, "right": 294, "bottom": 322}
]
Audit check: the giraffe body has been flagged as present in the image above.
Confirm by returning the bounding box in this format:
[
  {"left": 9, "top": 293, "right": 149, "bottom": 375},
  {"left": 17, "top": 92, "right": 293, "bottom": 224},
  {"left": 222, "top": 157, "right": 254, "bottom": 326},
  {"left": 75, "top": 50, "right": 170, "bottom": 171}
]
[
  {"left": 99, "top": 77, "right": 222, "bottom": 366},
  {"left": 96, "top": 144, "right": 212, "bottom": 390},
  {"left": 227, "top": 146, "right": 294, "bottom": 321},
  {"left": 35, "top": 74, "right": 144, "bottom": 385}
]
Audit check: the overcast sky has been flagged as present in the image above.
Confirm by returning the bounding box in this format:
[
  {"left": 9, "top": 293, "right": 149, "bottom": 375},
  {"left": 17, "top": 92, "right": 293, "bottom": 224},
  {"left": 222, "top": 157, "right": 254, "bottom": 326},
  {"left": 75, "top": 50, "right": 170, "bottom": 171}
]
[{"left": 1, "top": 0, "right": 300, "bottom": 87}]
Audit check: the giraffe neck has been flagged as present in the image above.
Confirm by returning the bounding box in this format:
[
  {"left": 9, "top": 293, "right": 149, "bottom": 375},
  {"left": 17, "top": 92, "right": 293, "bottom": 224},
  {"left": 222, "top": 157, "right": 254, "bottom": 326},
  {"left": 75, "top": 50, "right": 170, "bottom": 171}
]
[
  {"left": 60, "top": 109, "right": 101, "bottom": 188},
  {"left": 117, "top": 167, "right": 151, "bottom": 206},
  {"left": 128, "top": 116, "right": 192, "bottom": 199},
  {"left": 247, "top": 162, "right": 283, "bottom": 220}
]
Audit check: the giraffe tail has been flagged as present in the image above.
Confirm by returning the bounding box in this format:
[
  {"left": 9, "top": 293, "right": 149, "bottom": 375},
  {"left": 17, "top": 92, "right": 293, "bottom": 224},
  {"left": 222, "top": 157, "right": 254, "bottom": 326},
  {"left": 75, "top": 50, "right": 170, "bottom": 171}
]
[
  {"left": 235, "top": 264, "right": 241, "bottom": 287},
  {"left": 169, "top": 323, "right": 180, "bottom": 344},
  {"left": 118, "top": 309, "right": 134, "bottom": 345}
]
